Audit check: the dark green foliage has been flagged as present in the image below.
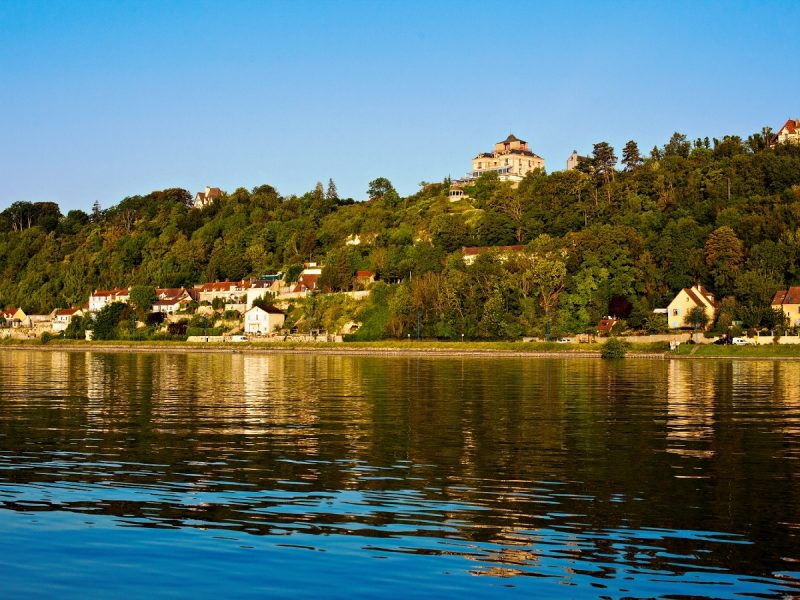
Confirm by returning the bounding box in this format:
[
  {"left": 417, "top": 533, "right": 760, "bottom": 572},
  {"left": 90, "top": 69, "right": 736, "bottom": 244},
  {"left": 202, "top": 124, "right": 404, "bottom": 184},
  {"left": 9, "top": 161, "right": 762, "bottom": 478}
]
[
  {"left": 146, "top": 312, "right": 166, "bottom": 326},
  {"left": 0, "top": 130, "right": 799, "bottom": 339},
  {"left": 92, "top": 302, "right": 128, "bottom": 340},
  {"left": 130, "top": 285, "right": 157, "bottom": 315},
  {"left": 601, "top": 337, "right": 630, "bottom": 359},
  {"left": 64, "top": 315, "right": 88, "bottom": 339}
]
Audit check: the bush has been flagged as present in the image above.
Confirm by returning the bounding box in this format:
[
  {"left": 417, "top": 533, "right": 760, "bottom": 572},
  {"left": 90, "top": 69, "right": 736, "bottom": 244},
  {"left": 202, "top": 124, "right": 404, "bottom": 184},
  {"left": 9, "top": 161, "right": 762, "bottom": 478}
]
[
  {"left": 601, "top": 337, "right": 630, "bottom": 359},
  {"left": 167, "top": 321, "right": 188, "bottom": 336},
  {"left": 146, "top": 312, "right": 166, "bottom": 325},
  {"left": 40, "top": 331, "right": 54, "bottom": 345}
]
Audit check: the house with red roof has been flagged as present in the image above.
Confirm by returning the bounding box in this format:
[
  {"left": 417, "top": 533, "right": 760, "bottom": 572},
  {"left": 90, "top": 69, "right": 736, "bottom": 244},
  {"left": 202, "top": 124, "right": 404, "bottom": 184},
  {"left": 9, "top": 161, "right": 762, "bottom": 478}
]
[
  {"left": 771, "top": 286, "right": 800, "bottom": 327},
  {"left": 771, "top": 118, "right": 800, "bottom": 146},
  {"left": 596, "top": 318, "right": 618, "bottom": 336},
  {"left": 354, "top": 270, "right": 375, "bottom": 289},
  {"left": 667, "top": 285, "right": 717, "bottom": 329},
  {"left": 89, "top": 288, "right": 130, "bottom": 312},
  {"left": 193, "top": 186, "right": 222, "bottom": 209}
]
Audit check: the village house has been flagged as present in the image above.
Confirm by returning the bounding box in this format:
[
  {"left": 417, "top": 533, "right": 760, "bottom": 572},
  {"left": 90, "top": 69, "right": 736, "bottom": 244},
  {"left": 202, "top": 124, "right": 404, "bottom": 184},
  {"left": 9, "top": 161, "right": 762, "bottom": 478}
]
[
  {"left": 52, "top": 308, "right": 83, "bottom": 332},
  {"left": 193, "top": 186, "right": 222, "bottom": 209},
  {"left": 152, "top": 298, "right": 184, "bottom": 315},
  {"left": 292, "top": 262, "right": 322, "bottom": 293},
  {"left": 771, "top": 286, "right": 800, "bottom": 327},
  {"left": 596, "top": 318, "right": 618, "bottom": 336},
  {"left": 0, "top": 307, "right": 27, "bottom": 328},
  {"left": 771, "top": 118, "right": 800, "bottom": 146},
  {"left": 244, "top": 305, "right": 285, "bottom": 335},
  {"left": 193, "top": 281, "right": 248, "bottom": 304},
  {"left": 149, "top": 288, "right": 193, "bottom": 314},
  {"left": 89, "top": 288, "right": 130, "bottom": 312},
  {"left": 666, "top": 285, "right": 717, "bottom": 329},
  {"left": 461, "top": 245, "right": 525, "bottom": 266},
  {"left": 354, "top": 270, "right": 375, "bottom": 288},
  {"left": 448, "top": 134, "right": 545, "bottom": 200}
]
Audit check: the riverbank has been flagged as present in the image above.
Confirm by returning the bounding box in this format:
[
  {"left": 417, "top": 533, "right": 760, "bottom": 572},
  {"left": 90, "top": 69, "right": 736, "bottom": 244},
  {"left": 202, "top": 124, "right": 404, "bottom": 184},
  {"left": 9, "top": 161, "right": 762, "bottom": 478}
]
[
  {"left": 3, "top": 338, "right": 800, "bottom": 359},
  {"left": 0, "top": 338, "right": 656, "bottom": 358}
]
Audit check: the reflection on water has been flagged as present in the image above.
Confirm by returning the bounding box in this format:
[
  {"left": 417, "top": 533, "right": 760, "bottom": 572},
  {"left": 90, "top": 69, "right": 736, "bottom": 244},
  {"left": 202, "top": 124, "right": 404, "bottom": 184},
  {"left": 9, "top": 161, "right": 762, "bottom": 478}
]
[{"left": 0, "top": 351, "right": 799, "bottom": 598}]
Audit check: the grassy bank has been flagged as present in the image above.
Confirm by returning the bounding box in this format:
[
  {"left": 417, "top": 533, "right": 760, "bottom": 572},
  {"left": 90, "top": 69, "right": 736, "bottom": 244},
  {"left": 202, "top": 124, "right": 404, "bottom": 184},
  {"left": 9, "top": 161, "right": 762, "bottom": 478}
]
[
  {"left": 0, "top": 337, "right": 670, "bottom": 356},
  {"left": 6, "top": 337, "right": 800, "bottom": 358},
  {"left": 670, "top": 343, "right": 800, "bottom": 358}
]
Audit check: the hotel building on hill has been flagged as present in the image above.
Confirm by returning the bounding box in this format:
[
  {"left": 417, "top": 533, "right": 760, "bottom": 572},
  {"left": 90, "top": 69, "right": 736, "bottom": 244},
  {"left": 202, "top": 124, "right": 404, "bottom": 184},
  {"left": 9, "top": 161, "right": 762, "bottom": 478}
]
[{"left": 449, "top": 134, "right": 544, "bottom": 201}]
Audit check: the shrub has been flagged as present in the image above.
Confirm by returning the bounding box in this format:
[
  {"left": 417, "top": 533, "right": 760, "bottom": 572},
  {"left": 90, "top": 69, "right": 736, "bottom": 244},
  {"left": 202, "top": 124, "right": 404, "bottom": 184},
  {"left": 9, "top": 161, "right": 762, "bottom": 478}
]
[
  {"left": 167, "top": 321, "right": 188, "bottom": 336},
  {"left": 601, "top": 337, "right": 630, "bottom": 359},
  {"left": 146, "top": 312, "right": 166, "bottom": 326}
]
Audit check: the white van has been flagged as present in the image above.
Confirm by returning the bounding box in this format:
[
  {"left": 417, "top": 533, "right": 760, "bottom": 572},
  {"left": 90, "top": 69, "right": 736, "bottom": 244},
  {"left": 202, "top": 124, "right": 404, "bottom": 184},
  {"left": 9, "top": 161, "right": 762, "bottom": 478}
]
[{"left": 731, "top": 337, "right": 752, "bottom": 346}]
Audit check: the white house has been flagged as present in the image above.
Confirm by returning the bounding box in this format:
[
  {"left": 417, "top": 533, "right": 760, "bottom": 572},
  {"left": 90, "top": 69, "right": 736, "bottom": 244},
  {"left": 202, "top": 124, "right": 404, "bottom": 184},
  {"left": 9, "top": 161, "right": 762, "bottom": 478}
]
[
  {"left": 667, "top": 285, "right": 717, "bottom": 329},
  {"left": 52, "top": 308, "right": 83, "bottom": 332},
  {"left": 152, "top": 299, "right": 183, "bottom": 314},
  {"left": 89, "top": 288, "right": 130, "bottom": 312},
  {"left": 244, "top": 305, "right": 285, "bottom": 335}
]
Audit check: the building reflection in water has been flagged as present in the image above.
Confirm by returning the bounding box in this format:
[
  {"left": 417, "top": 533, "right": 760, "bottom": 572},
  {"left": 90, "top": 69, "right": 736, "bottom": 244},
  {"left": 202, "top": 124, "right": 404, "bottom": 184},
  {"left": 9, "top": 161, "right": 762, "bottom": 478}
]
[{"left": 0, "top": 351, "right": 799, "bottom": 593}]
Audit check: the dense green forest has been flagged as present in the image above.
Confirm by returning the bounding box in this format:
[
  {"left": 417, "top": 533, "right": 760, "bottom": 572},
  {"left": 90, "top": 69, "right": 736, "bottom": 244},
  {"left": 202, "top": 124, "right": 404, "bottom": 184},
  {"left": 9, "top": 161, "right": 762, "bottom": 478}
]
[{"left": 2, "top": 130, "right": 800, "bottom": 339}]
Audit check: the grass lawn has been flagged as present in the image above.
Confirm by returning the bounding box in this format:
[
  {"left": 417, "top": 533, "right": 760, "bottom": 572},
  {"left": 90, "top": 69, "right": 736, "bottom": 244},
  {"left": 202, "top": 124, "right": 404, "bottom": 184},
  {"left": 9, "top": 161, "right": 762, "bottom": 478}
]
[{"left": 671, "top": 343, "right": 800, "bottom": 357}]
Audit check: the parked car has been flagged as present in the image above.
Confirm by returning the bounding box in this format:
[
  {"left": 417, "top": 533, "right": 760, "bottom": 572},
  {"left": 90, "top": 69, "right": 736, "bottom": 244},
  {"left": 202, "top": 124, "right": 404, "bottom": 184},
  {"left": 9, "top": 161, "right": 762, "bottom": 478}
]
[
  {"left": 731, "top": 337, "right": 752, "bottom": 346},
  {"left": 557, "top": 337, "right": 572, "bottom": 343},
  {"left": 713, "top": 336, "right": 731, "bottom": 345}
]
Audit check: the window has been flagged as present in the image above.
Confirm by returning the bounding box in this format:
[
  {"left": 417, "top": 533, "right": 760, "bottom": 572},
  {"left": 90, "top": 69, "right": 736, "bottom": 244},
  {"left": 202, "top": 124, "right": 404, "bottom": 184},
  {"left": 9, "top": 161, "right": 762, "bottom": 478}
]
[{"left": 672, "top": 309, "right": 679, "bottom": 316}]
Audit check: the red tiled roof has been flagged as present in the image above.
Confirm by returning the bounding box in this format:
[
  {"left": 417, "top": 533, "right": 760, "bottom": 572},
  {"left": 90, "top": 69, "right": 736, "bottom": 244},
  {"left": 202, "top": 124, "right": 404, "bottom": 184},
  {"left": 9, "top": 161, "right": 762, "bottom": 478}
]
[
  {"left": 597, "top": 318, "right": 617, "bottom": 333},
  {"left": 462, "top": 245, "right": 525, "bottom": 256},
  {"left": 153, "top": 299, "right": 180, "bottom": 307},
  {"left": 773, "top": 286, "right": 800, "bottom": 306},
  {"left": 194, "top": 281, "right": 240, "bottom": 292},
  {"left": 683, "top": 286, "right": 717, "bottom": 309},
  {"left": 771, "top": 119, "right": 800, "bottom": 143},
  {"left": 56, "top": 308, "right": 79, "bottom": 316},
  {"left": 93, "top": 288, "right": 128, "bottom": 297},
  {"left": 356, "top": 271, "right": 374, "bottom": 277},
  {"left": 156, "top": 287, "right": 185, "bottom": 297}
]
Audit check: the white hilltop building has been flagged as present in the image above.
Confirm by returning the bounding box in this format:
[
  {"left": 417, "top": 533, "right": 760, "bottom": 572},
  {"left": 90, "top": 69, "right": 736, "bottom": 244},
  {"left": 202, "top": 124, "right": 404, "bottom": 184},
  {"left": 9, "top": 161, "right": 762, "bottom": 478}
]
[{"left": 449, "top": 134, "right": 544, "bottom": 201}]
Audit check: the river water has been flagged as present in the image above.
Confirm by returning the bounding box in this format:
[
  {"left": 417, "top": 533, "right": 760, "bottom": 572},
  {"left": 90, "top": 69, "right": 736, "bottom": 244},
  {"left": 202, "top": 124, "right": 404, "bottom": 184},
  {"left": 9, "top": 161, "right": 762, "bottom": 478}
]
[{"left": 0, "top": 351, "right": 798, "bottom": 598}]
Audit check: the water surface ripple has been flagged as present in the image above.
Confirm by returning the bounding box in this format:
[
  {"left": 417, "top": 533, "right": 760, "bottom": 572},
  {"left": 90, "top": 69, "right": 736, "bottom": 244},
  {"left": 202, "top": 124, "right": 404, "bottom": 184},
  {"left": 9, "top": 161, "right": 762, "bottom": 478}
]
[{"left": 0, "top": 351, "right": 798, "bottom": 598}]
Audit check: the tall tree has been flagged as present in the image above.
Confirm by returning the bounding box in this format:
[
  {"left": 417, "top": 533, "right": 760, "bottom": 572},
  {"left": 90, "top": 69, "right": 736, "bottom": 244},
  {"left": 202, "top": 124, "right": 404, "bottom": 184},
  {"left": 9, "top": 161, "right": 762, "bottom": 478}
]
[
  {"left": 621, "top": 140, "right": 642, "bottom": 171},
  {"left": 129, "top": 286, "right": 157, "bottom": 317},
  {"left": 591, "top": 142, "right": 617, "bottom": 204},
  {"left": 326, "top": 178, "right": 339, "bottom": 201},
  {"left": 705, "top": 226, "right": 744, "bottom": 295},
  {"left": 663, "top": 132, "right": 691, "bottom": 158},
  {"left": 91, "top": 200, "right": 103, "bottom": 223}
]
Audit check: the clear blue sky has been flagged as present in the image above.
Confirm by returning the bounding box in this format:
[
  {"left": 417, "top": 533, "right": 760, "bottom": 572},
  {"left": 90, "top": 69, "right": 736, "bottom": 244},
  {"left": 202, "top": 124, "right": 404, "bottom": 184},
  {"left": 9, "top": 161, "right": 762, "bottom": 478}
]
[{"left": 2, "top": 0, "right": 799, "bottom": 212}]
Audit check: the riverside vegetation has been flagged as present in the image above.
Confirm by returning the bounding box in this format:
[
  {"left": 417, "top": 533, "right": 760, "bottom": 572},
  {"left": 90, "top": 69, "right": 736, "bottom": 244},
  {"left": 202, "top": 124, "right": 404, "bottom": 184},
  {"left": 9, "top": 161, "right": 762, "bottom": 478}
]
[{"left": 2, "top": 131, "right": 800, "bottom": 342}]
